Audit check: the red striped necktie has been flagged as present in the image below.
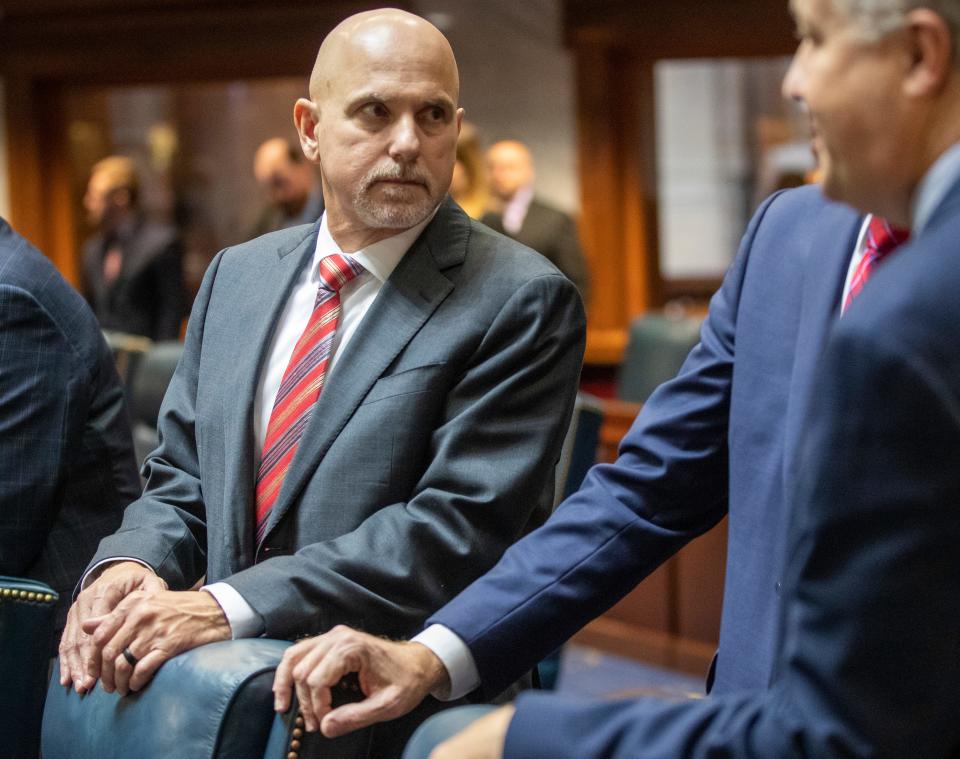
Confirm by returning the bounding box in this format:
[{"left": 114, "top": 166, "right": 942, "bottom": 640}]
[
  {"left": 255, "top": 253, "right": 365, "bottom": 545},
  {"left": 842, "top": 216, "right": 910, "bottom": 314}
]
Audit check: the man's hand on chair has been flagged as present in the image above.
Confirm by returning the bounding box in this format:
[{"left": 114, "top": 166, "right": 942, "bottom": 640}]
[
  {"left": 81, "top": 587, "right": 231, "bottom": 695},
  {"left": 273, "top": 625, "right": 449, "bottom": 736},
  {"left": 59, "top": 561, "right": 167, "bottom": 693}
]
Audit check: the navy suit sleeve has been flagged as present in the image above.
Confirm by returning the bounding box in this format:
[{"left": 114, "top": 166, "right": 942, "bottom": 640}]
[
  {"left": 429, "top": 192, "right": 790, "bottom": 698},
  {"left": 0, "top": 285, "right": 76, "bottom": 574},
  {"left": 503, "top": 287, "right": 960, "bottom": 757}
]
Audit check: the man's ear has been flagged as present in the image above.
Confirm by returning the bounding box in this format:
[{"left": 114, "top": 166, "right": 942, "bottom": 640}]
[
  {"left": 294, "top": 99, "right": 322, "bottom": 162},
  {"left": 903, "top": 8, "right": 954, "bottom": 98}
]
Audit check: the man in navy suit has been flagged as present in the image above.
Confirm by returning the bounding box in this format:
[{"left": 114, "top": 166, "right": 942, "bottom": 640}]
[
  {"left": 273, "top": 0, "right": 960, "bottom": 756},
  {"left": 0, "top": 218, "right": 140, "bottom": 635}
]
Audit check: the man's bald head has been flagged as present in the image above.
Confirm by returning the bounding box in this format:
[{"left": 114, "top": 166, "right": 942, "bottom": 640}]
[
  {"left": 293, "top": 8, "right": 463, "bottom": 251},
  {"left": 309, "top": 9, "right": 459, "bottom": 107}
]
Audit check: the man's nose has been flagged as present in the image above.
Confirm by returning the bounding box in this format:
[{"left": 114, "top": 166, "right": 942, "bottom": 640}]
[
  {"left": 388, "top": 114, "right": 421, "bottom": 163},
  {"left": 781, "top": 43, "right": 806, "bottom": 103}
]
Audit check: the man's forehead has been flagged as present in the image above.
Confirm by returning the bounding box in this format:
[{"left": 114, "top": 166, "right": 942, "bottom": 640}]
[{"left": 327, "top": 56, "right": 458, "bottom": 106}]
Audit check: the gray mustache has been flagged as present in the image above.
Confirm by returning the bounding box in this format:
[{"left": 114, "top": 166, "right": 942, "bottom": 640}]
[{"left": 363, "top": 165, "right": 428, "bottom": 186}]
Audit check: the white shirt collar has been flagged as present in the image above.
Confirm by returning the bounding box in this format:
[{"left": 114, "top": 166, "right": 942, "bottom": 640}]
[
  {"left": 912, "top": 141, "right": 960, "bottom": 234},
  {"left": 312, "top": 205, "right": 440, "bottom": 283}
]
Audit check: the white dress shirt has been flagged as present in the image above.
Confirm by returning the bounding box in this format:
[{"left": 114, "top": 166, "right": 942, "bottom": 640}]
[{"left": 418, "top": 144, "right": 960, "bottom": 702}]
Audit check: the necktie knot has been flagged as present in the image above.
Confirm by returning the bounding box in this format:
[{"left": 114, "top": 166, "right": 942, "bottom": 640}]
[
  {"left": 843, "top": 216, "right": 910, "bottom": 313},
  {"left": 318, "top": 253, "right": 365, "bottom": 293},
  {"left": 865, "top": 216, "right": 910, "bottom": 262}
]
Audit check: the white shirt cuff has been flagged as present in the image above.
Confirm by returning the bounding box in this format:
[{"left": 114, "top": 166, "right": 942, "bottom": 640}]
[
  {"left": 412, "top": 624, "right": 481, "bottom": 701},
  {"left": 202, "top": 582, "right": 263, "bottom": 639},
  {"left": 80, "top": 557, "right": 154, "bottom": 590}
]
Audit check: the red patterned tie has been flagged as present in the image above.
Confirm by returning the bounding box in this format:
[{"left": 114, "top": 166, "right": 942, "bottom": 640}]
[
  {"left": 842, "top": 216, "right": 910, "bottom": 314},
  {"left": 255, "top": 253, "right": 364, "bottom": 544}
]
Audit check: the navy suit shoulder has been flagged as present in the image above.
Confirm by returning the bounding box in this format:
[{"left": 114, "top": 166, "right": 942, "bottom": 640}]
[
  {"left": 0, "top": 219, "right": 139, "bottom": 634},
  {"left": 504, "top": 186, "right": 960, "bottom": 758}
]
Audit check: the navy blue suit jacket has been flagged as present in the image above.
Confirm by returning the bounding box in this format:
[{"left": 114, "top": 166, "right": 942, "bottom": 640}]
[
  {"left": 452, "top": 180, "right": 960, "bottom": 756},
  {"left": 431, "top": 184, "right": 862, "bottom": 699},
  {"left": 0, "top": 219, "right": 140, "bottom": 632}
]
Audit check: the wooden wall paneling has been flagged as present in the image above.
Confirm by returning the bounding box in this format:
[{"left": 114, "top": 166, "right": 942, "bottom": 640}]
[
  {"left": 676, "top": 518, "right": 728, "bottom": 644},
  {"left": 4, "top": 78, "right": 46, "bottom": 251},
  {"left": 36, "top": 83, "right": 80, "bottom": 286},
  {"left": 575, "top": 41, "right": 656, "bottom": 365},
  {"left": 564, "top": 0, "right": 796, "bottom": 59}
]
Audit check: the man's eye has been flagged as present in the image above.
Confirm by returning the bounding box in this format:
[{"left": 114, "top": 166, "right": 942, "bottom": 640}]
[
  {"left": 361, "top": 103, "right": 389, "bottom": 119},
  {"left": 423, "top": 106, "right": 446, "bottom": 123}
]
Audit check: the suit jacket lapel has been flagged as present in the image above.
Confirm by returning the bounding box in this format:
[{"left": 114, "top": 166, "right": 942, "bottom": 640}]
[
  {"left": 222, "top": 224, "right": 319, "bottom": 569},
  {"left": 261, "top": 201, "right": 468, "bottom": 542},
  {"left": 782, "top": 203, "right": 863, "bottom": 483}
]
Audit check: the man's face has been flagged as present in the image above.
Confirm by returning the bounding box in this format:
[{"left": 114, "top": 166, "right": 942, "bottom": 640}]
[
  {"left": 487, "top": 142, "right": 534, "bottom": 202},
  {"left": 783, "top": 0, "right": 910, "bottom": 211},
  {"left": 312, "top": 34, "right": 462, "bottom": 234},
  {"left": 255, "top": 157, "right": 312, "bottom": 216},
  {"left": 83, "top": 170, "right": 123, "bottom": 228}
]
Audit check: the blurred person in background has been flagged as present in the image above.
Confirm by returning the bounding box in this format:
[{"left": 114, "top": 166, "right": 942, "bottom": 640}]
[
  {"left": 450, "top": 121, "right": 489, "bottom": 219},
  {"left": 483, "top": 139, "right": 590, "bottom": 303},
  {"left": 81, "top": 155, "right": 184, "bottom": 340},
  {"left": 249, "top": 137, "right": 325, "bottom": 238}
]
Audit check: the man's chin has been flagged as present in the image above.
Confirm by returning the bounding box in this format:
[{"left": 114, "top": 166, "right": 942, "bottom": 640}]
[{"left": 354, "top": 198, "right": 437, "bottom": 231}]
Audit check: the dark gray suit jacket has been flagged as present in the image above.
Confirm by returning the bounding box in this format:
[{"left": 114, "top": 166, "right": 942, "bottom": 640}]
[
  {"left": 82, "top": 215, "right": 184, "bottom": 340},
  {"left": 89, "top": 199, "right": 584, "bottom": 752},
  {"left": 483, "top": 200, "right": 590, "bottom": 303},
  {"left": 0, "top": 218, "right": 140, "bottom": 634}
]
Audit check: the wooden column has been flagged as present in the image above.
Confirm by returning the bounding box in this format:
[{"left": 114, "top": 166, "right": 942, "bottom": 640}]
[{"left": 575, "top": 40, "right": 661, "bottom": 365}]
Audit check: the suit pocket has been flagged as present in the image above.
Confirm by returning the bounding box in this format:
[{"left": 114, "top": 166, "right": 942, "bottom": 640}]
[{"left": 360, "top": 361, "right": 446, "bottom": 406}]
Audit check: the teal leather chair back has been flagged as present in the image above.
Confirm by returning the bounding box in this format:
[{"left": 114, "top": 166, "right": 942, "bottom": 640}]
[
  {"left": 43, "top": 639, "right": 306, "bottom": 759},
  {"left": 0, "top": 576, "right": 58, "bottom": 759},
  {"left": 617, "top": 313, "right": 703, "bottom": 403}
]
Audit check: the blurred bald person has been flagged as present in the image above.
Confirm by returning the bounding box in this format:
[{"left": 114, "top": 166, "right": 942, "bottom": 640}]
[
  {"left": 58, "top": 8, "right": 584, "bottom": 756},
  {"left": 81, "top": 156, "right": 184, "bottom": 340},
  {"left": 482, "top": 140, "right": 590, "bottom": 302},
  {"left": 249, "top": 137, "right": 324, "bottom": 238}
]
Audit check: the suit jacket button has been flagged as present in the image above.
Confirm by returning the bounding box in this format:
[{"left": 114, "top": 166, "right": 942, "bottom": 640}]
[{"left": 775, "top": 581, "right": 782, "bottom": 595}]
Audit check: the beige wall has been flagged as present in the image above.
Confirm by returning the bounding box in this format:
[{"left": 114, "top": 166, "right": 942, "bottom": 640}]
[{"left": 418, "top": 0, "right": 579, "bottom": 214}]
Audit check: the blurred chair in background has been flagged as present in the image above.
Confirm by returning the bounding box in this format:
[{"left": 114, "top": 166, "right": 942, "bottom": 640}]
[{"left": 127, "top": 341, "right": 185, "bottom": 466}]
